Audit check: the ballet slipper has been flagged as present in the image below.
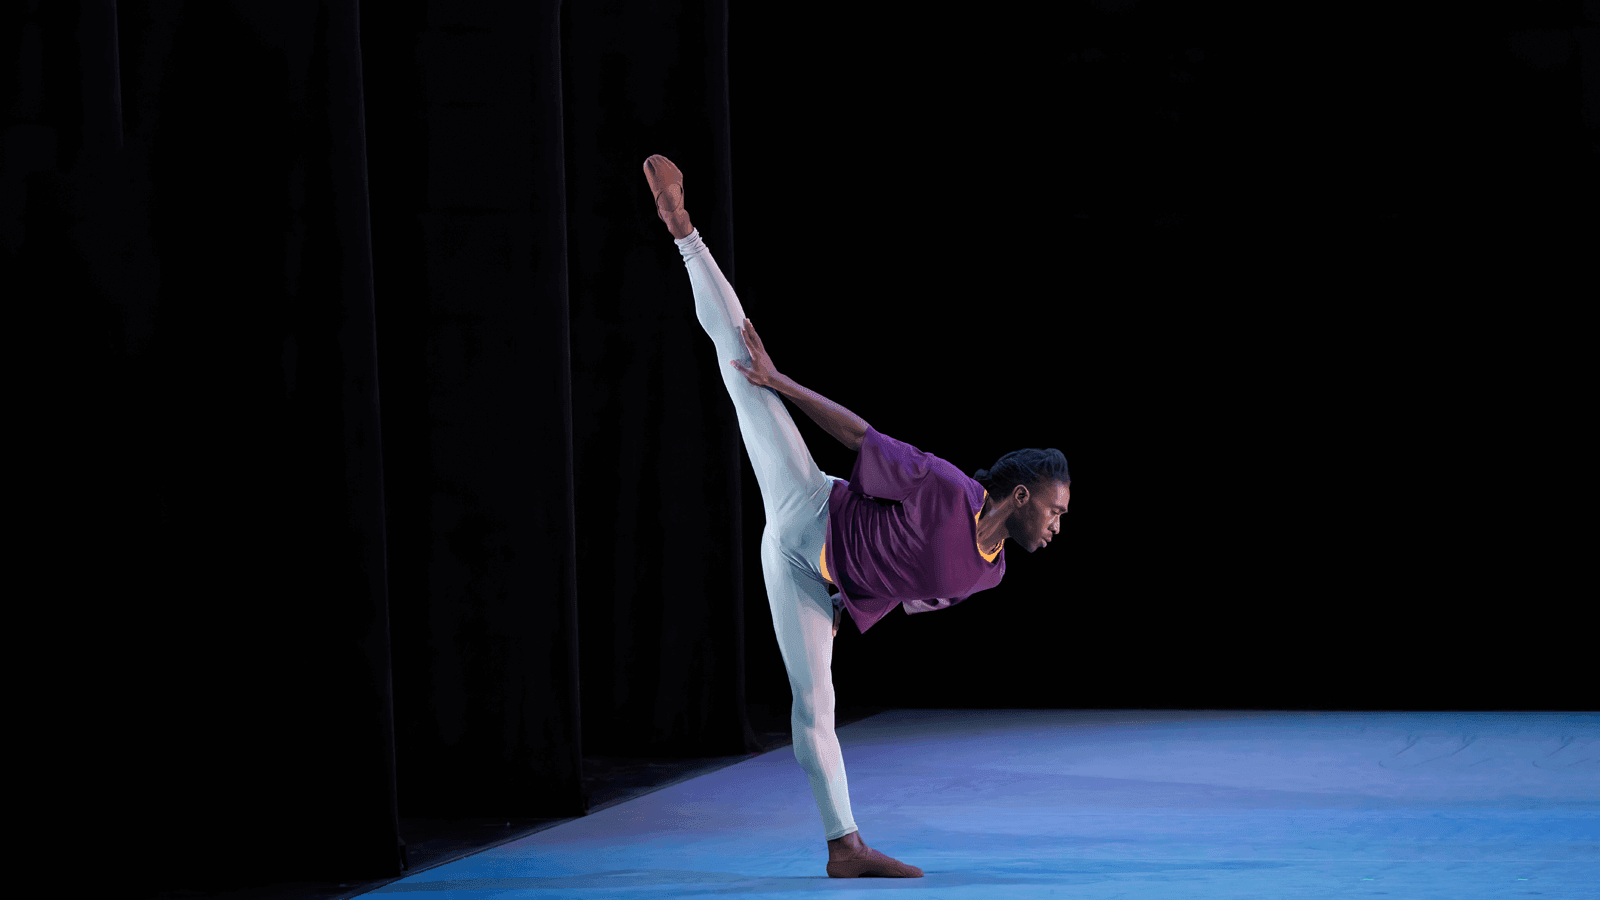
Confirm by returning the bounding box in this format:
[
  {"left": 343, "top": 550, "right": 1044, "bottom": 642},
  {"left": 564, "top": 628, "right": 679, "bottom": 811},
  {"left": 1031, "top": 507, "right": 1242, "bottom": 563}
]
[
  {"left": 642, "top": 154, "right": 693, "bottom": 239},
  {"left": 826, "top": 846, "right": 924, "bottom": 878}
]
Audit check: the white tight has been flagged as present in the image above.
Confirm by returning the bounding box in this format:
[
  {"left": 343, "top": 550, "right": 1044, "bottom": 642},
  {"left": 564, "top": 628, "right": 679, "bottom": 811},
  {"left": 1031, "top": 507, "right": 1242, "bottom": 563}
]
[{"left": 675, "top": 229, "right": 858, "bottom": 841}]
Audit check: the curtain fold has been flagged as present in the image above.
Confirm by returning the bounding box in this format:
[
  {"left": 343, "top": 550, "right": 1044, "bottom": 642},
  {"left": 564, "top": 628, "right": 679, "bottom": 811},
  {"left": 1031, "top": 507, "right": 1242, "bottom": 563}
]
[
  {"left": 561, "top": 0, "right": 756, "bottom": 759},
  {"left": 367, "top": 0, "right": 587, "bottom": 819}
]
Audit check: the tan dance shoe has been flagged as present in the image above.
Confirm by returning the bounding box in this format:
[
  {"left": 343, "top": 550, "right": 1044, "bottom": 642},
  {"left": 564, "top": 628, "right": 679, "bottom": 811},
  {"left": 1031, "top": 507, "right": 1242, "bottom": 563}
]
[{"left": 642, "top": 154, "right": 694, "bottom": 239}]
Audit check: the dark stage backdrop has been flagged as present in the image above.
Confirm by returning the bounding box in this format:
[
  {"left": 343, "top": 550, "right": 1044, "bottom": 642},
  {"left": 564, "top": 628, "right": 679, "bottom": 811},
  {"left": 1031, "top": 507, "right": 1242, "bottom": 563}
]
[
  {"left": 725, "top": 3, "right": 1596, "bottom": 715},
  {"left": 6, "top": 0, "right": 1592, "bottom": 895},
  {"left": 14, "top": 0, "right": 416, "bottom": 892}
]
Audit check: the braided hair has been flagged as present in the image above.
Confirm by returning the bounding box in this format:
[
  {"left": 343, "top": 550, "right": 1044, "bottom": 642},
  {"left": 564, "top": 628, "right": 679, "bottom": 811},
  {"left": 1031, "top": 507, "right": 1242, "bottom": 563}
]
[{"left": 973, "top": 448, "right": 1070, "bottom": 502}]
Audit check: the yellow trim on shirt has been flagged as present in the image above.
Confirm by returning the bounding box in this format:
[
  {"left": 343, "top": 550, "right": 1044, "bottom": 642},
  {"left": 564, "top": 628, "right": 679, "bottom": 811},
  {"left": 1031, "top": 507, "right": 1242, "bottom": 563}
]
[
  {"left": 976, "top": 490, "right": 1004, "bottom": 562},
  {"left": 819, "top": 489, "right": 1002, "bottom": 585}
]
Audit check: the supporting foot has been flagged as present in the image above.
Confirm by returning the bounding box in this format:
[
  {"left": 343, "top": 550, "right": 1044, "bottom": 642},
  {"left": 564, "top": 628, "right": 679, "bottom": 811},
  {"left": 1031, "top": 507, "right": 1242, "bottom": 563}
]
[
  {"left": 642, "top": 154, "right": 694, "bottom": 239},
  {"left": 826, "top": 831, "right": 924, "bottom": 878}
]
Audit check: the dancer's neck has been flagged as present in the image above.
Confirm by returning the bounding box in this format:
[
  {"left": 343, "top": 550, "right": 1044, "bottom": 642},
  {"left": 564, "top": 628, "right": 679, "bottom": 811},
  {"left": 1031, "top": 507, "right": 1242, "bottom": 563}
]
[{"left": 976, "top": 494, "right": 1009, "bottom": 552}]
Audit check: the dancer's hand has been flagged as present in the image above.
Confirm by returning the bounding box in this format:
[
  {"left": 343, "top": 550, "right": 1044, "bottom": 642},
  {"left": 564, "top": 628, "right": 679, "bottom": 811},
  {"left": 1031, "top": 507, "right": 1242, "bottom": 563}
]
[{"left": 731, "top": 318, "right": 780, "bottom": 389}]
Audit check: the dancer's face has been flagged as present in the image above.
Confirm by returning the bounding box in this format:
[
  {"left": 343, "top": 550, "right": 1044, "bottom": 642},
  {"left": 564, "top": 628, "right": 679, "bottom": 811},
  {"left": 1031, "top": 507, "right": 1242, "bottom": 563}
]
[{"left": 1011, "top": 480, "right": 1070, "bottom": 553}]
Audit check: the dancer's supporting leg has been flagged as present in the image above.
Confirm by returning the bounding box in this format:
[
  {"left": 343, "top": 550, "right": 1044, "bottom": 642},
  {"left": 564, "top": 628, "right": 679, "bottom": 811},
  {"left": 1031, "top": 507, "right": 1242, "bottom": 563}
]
[{"left": 644, "top": 155, "right": 921, "bottom": 878}]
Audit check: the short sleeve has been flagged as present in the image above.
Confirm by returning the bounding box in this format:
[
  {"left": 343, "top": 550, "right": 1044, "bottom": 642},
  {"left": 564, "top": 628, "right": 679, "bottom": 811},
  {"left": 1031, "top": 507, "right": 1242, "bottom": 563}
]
[{"left": 848, "top": 426, "right": 934, "bottom": 503}]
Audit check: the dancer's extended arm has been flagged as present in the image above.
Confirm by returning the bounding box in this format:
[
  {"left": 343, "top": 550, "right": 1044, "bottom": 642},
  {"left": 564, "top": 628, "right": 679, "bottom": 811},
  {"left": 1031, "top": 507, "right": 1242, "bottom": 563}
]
[
  {"left": 772, "top": 373, "right": 869, "bottom": 452},
  {"left": 731, "top": 318, "right": 869, "bottom": 452}
]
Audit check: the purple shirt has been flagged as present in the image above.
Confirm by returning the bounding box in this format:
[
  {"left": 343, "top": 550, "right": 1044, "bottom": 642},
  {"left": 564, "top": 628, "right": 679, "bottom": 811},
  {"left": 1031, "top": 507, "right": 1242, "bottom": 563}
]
[{"left": 825, "top": 426, "right": 1006, "bottom": 633}]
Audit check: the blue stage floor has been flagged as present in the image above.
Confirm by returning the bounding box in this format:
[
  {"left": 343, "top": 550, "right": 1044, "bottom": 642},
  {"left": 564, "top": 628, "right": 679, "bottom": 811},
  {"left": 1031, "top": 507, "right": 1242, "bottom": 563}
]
[{"left": 365, "top": 709, "right": 1598, "bottom": 898}]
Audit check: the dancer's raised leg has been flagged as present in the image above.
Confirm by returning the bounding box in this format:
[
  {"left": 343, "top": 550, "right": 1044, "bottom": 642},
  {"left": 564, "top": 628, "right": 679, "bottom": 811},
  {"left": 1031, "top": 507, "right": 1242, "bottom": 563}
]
[
  {"left": 643, "top": 155, "right": 922, "bottom": 878},
  {"left": 644, "top": 154, "right": 828, "bottom": 524}
]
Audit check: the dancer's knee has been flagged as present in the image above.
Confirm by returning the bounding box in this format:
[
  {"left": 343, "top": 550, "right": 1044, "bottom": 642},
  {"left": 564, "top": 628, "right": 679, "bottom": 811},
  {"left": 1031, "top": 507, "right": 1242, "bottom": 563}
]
[{"left": 791, "top": 683, "right": 836, "bottom": 732}]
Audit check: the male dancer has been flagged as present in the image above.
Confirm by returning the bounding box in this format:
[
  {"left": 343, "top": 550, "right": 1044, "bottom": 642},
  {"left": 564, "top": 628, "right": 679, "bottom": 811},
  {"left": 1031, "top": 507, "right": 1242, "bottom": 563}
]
[{"left": 642, "top": 155, "right": 1070, "bottom": 878}]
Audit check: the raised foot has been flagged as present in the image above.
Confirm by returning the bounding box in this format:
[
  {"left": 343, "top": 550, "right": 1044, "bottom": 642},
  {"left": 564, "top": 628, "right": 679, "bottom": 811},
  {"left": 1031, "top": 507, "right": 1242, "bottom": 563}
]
[
  {"left": 826, "top": 847, "right": 924, "bottom": 878},
  {"left": 642, "top": 154, "right": 693, "bottom": 239}
]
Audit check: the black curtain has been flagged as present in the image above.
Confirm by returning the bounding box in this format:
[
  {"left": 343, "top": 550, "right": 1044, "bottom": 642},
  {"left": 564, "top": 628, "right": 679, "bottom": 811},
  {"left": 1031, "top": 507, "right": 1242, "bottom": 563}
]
[
  {"left": 11, "top": 0, "right": 748, "bottom": 892},
  {"left": 557, "top": 0, "right": 756, "bottom": 759},
  {"left": 359, "top": 0, "right": 588, "bottom": 820},
  {"left": 11, "top": 0, "right": 585, "bottom": 891},
  {"left": 15, "top": 0, "right": 413, "bottom": 889},
  {"left": 8, "top": 1, "right": 1592, "bottom": 895}
]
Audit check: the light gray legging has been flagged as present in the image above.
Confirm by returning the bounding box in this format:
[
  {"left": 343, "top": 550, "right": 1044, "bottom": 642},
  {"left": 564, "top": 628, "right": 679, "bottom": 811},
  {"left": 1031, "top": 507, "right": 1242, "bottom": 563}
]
[{"left": 675, "top": 228, "right": 858, "bottom": 841}]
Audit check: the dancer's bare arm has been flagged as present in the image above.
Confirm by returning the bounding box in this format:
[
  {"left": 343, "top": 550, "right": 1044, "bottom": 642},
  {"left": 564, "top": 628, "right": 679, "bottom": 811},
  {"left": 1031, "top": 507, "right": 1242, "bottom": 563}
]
[{"left": 730, "top": 318, "right": 869, "bottom": 452}]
